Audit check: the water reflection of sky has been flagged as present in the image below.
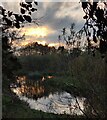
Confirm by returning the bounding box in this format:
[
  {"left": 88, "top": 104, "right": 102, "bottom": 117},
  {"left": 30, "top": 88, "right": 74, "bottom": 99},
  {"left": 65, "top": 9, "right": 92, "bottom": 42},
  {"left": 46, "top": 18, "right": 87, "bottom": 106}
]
[
  {"left": 10, "top": 76, "right": 86, "bottom": 116},
  {"left": 12, "top": 89, "right": 85, "bottom": 115}
]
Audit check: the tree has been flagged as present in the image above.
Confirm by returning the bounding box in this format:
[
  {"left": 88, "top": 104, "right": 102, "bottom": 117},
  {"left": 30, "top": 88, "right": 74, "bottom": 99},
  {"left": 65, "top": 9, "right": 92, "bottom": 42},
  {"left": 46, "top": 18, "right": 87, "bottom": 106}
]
[
  {"left": 80, "top": 0, "right": 107, "bottom": 117},
  {"left": 1, "top": 1, "right": 38, "bottom": 89},
  {"left": 58, "top": 1, "right": 107, "bottom": 118},
  {"left": 59, "top": 23, "right": 82, "bottom": 57},
  {"left": 81, "top": 0, "right": 107, "bottom": 57},
  {"left": 59, "top": 1, "right": 107, "bottom": 57}
]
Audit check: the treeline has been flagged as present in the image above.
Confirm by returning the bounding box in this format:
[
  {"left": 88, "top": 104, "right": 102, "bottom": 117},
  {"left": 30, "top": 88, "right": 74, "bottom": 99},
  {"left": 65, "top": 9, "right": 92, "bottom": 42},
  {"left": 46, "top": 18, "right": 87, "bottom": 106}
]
[{"left": 16, "top": 42, "right": 68, "bottom": 56}]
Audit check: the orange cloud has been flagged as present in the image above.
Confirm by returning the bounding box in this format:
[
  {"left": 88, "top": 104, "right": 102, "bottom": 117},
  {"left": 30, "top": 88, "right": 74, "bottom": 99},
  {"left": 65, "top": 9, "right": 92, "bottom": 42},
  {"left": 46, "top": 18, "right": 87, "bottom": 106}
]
[
  {"left": 48, "top": 43, "right": 59, "bottom": 47},
  {"left": 12, "top": 26, "right": 65, "bottom": 48},
  {"left": 21, "top": 26, "right": 54, "bottom": 38}
]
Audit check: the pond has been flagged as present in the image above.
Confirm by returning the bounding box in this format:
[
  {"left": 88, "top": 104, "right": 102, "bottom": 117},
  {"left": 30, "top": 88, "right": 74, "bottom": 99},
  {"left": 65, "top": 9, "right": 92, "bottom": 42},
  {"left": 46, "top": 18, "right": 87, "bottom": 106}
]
[{"left": 10, "top": 76, "right": 86, "bottom": 116}]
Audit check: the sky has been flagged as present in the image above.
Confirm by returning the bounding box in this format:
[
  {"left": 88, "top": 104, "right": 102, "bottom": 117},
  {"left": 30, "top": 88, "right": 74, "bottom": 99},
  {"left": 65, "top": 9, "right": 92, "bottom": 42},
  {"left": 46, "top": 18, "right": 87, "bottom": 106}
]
[{"left": 1, "top": 0, "right": 85, "bottom": 48}]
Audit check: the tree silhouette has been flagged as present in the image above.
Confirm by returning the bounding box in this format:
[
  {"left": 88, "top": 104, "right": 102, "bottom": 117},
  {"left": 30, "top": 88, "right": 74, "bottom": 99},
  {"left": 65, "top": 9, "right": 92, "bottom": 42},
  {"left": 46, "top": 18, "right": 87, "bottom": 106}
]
[
  {"left": 81, "top": 0, "right": 107, "bottom": 57},
  {"left": 1, "top": 1, "right": 38, "bottom": 87},
  {"left": 58, "top": 1, "right": 107, "bottom": 117},
  {"left": 18, "top": 41, "right": 57, "bottom": 56},
  {"left": 59, "top": 23, "right": 82, "bottom": 57},
  {"left": 59, "top": 1, "right": 107, "bottom": 57}
]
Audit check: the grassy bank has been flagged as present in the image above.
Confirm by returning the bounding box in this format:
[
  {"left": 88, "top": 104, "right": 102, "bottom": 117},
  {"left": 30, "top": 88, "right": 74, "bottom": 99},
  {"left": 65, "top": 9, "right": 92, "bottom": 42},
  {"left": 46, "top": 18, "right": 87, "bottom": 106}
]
[{"left": 3, "top": 92, "right": 85, "bottom": 119}]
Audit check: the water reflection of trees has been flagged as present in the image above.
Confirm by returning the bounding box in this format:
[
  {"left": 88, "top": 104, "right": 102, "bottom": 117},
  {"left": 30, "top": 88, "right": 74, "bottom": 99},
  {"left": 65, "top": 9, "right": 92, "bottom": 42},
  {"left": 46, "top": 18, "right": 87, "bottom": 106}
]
[
  {"left": 12, "top": 76, "right": 100, "bottom": 117},
  {"left": 13, "top": 76, "right": 57, "bottom": 100},
  {"left": 11, "top": 76, "right": 87, "bottom": 116},
  {"left": 15, "top": 76, "right": 45, "bottom": 99}
]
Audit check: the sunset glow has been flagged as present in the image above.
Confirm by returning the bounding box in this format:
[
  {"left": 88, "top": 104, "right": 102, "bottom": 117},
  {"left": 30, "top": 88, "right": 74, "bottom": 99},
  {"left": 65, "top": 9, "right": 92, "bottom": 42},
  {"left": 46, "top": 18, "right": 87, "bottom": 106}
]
[
  {"left": 12, "top": 26, "right": 59, "bottom": 48},
  {"left": 13, "top": 40, "right": 61, "bottom": 48},
  {"left": 48, "top": 43, "right": 59, "bottom": 47},
  {"left": 13, "top": 39, "right": 65, "bottom": 48},
  {"left": 21, "top": 26, "right": 53, "bottom": 38}
]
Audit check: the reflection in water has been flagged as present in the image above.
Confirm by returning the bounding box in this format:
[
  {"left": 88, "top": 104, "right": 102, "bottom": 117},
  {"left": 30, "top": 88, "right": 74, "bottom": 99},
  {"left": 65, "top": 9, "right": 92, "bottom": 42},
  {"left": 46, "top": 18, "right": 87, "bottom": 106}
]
[
  {"left": 42, "top": 76, "right": 54, "bottom": 81},
  {"left": 10, "top": 76, "right": 86, "bottom": 116},
  {"left": 11, "top": 76, "right": 45, "bottom": 99}
]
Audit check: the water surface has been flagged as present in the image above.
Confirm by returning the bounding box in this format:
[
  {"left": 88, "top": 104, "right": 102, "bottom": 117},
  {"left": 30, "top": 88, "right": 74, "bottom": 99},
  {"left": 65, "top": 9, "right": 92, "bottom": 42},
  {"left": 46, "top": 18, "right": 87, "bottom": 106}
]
[{"left": 10, "top": 76, "right": 86, "bottom": 115}]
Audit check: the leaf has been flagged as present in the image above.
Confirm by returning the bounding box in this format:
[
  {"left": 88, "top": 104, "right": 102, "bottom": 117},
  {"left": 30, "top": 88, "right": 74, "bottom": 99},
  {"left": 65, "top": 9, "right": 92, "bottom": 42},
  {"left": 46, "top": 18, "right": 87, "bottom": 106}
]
[
  {"left": 14, "top": 22, "right": 20, "bottom": 29},
  {"left": 23, "top": 15, "right": 32, "bottom": 22},
  {"left": 29, "top": 11, "right": 31, "bottom": 15},
  {"left": 2, "top": 9, "right": 6, "bottom": 16},
  {"left": 14, "top": 14, "right": 19, "bottom": 19},
  {"left": 62, "top": 28, "right": 66, "bottom": 35},
  {"left": 93, "top": 2, "right": 97, "bottom": 10},
  {"left": 34, "top": 1, "right": 38, "bottom": 6},
  {"left": 27, "top": 3, "right": 32, "bottom": 8},
  {"left": 20, "top": 2, "right": 27, "bottom": 8},
  {"left": 83, "top": 15, "right": 88, "bottom": 19},
  {"left": 14, "top": 14, "right": 25, "bottom": 23},
  {"left": 4, "top": 18, "right": 12, "bottom": 26},
  {"left": 21, "top": 8, "right": 26, "bottom": 14},
  {"left": 82, "top": 2, "right": 88, "bottom": 9},
  {"left": 31, "top": 8, "right": 37, "bottom": 12},
  {"left": 19, "top": 15, "right": 25, "bottom": 23},
  {"left": 95, "top": 8, "right": 104, "bottom": 21},
  {"left": 8, "top": 11, "right": 13, "bottom": 17},
  {"left": 20, "top": 2, "right": 30, "bottom": 11},
  {"left": 89, "top": 10, "right": 94, "bottom": 18}
]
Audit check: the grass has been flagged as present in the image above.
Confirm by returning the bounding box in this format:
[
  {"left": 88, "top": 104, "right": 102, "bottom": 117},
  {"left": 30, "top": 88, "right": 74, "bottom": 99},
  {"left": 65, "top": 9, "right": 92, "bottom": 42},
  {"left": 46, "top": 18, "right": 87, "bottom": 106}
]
[
  {"left": 2, "top": 93, "right": 85, "bottom": 119},
  {"left": 43, "top": 75, "right": 91, "bottom": 97}
]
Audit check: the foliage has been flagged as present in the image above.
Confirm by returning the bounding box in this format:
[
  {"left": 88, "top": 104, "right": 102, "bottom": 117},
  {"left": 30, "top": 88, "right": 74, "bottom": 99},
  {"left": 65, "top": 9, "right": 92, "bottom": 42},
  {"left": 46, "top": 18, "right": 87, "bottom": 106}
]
[
  {"left": 1, "top": 1, "right": 38, "bottom": 29},
  {"left": 81, "top": 0, "right": 107, "bottom": 56},
  {"left": 2, "top": 0, "right": 38, "bottom": 118},
  {"left": 57, "top": 2, "right": 107, "bottom": 117},
  {"left": 18, "top": 41, "right": 56, "bottom": 56},
  {"left": 59, "top": 1, "right": 107, "bottom": 57},
  {"left": 58, "top": 23, "right": 80, "bottom": 48},
  {"left": 2, "top": 1, "right": 107, "bottom": 118},
  {"left": 1, "top": 1, "right": 38, "bottom": 85},
  {"left": 18, "top": 53, "right": 68, "bottom": 74}
]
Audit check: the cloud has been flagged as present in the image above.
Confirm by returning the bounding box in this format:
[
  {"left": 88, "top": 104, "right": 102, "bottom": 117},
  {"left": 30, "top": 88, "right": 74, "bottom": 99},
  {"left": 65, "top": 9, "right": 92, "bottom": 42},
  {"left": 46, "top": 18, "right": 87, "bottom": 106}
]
[
  {"left": 36, "top": 2, "right": 85, "bottom": 29},
  {"left": 21, "top": 25, "right": 55, "bottom": 37},
  {"left": 2, "top": 1, "right": 85, "bottom": 47},
  {"left": 55, "top": 2, "right": 84, "bottom": 21},
  {"left": 34, "top": 2, "right": 85, "bottom": 43}
]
